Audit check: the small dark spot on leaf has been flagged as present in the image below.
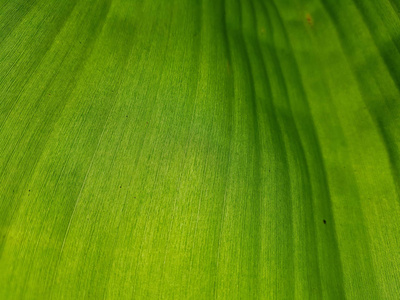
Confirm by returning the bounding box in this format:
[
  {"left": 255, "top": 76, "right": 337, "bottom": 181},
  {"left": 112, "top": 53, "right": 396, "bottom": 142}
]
[
  {"left": 306, "top": 13, "right": 314, "bottom": 26},
  {"left": 120, "top": 186, "right": 122, "bottom": 188},
  {"left": 323, "top": 219, "right": 326, "bottom": 224}
]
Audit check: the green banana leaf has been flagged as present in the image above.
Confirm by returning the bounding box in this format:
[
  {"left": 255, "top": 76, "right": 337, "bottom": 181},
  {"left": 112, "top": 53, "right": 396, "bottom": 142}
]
[{"left": 1, "top": 0, "right": 399, "bottom": 298}]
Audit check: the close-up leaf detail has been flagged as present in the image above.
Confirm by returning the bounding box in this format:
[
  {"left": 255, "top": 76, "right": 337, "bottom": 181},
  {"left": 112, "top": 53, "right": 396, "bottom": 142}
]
[{"left": 0, "top": 0, "right": 399, "bottom": 298}]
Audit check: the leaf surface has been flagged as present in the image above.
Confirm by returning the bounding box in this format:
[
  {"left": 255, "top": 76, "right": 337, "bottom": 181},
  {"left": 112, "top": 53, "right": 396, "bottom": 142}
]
[{"left": 0, "top": 0, "right": 399, "bottom": 298}]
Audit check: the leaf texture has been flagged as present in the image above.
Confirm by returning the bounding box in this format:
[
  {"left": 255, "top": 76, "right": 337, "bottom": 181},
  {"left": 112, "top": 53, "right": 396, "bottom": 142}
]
[{"left": 0, "top": 0, "right": 399, "bottom": 298}]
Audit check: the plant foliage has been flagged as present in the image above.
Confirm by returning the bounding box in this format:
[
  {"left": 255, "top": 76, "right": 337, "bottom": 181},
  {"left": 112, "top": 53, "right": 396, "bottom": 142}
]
[{"left": 0, "top": 0, "right": 399, "bottom": 298}]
